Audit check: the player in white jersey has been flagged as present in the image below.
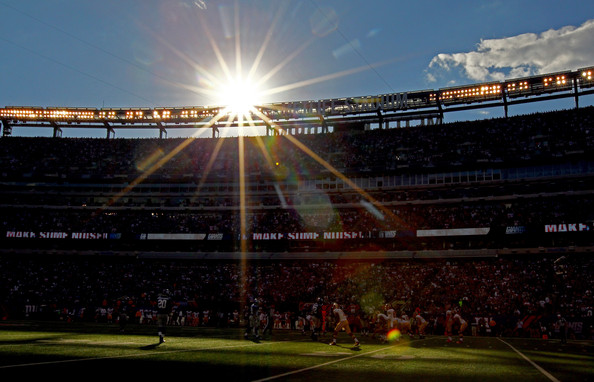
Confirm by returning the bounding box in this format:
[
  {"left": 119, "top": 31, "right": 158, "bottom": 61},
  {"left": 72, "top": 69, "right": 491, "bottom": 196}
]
[
  {"left": 445, "top": 310, "right": 454, "bottom": 342},
  {"left": 373, "top": 304, "right": 392, "bottom": 343},
  {"left": 398, "top": 314, "right": 412, "bottom": 337},
  {"left": 373, "top": 312, "right": 389, "bottom": 342},
  {"left": 385, "top": 304, "right": 397, "bottom": 330},
  {"left": 377, "top": 303, "right": 406, "bottom": 342},
  {"left": 453, "top": 311, "right": 468, "bottom": 343},
  {"left": 329, "top": 303, "right": 359, "bottom": 347},
  {"left": 414, "top": 312, "right": 428, "bottom": 339}
]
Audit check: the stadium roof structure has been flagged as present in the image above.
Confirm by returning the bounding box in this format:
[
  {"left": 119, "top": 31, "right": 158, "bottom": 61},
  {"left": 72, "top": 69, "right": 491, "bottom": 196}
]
[{"left": 1, "top": 66, "right": 593, "bottom": 138}]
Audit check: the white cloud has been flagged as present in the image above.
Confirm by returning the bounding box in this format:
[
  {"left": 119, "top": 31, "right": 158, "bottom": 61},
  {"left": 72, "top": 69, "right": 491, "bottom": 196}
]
[{"left": 427, "top": 19, "right": 594, "bottom": 83}]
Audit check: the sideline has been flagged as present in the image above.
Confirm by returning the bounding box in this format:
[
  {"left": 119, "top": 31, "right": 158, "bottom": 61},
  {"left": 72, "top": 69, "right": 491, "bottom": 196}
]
[{"left": 497, "top": 337, "right": 560, "bottom": 382}]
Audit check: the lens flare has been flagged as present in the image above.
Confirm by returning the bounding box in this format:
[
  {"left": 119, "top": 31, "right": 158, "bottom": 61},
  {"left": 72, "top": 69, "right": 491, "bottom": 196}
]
[{"left": 387, "top": 328, "right": 401, "bottom": 342}]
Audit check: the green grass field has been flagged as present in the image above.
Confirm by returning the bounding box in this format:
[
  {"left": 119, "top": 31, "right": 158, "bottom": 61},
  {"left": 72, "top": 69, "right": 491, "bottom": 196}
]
[{"left": 0, "top": 322, "right": 592, "bottom": 381}]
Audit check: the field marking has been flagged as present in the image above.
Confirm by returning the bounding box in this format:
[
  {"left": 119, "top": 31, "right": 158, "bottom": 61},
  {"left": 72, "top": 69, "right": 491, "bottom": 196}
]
[
  {"left": 252, "top": 338, "right": 429, "bottom": 382},
  {"left": 497, "top": 338, "right": 560, "bottom": 382},
  {"left": 300, "top": 351, "right": 351, "bottom": 357},
  {"left": 0, "top": 340, "right": 271, "bottom": 369},
  {"left": 370, "top": 354, "right": 415, "bottom": 359}
]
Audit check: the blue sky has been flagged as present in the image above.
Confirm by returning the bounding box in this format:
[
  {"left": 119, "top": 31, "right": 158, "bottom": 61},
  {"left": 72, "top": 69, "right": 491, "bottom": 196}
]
[{"left": 1, "top": 0, "right": 594, "bottom": 137}]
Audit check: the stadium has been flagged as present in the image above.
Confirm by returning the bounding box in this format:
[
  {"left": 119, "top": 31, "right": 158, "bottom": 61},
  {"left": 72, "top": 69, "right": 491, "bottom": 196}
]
[
  {"left": 1, "top": 1, "right": 594, "bottom": 378},
  {"left": 1, "top": 66, "right": 593, "bottom": 380}
]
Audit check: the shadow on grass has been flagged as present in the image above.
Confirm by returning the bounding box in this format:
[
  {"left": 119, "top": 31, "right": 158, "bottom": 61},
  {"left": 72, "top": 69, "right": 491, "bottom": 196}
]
[
  {"left": 318, "top": 341, "right": 361, "bottom": 351},
  {"left": 139, "top": 342, "right": 162, "bottom": 350}
]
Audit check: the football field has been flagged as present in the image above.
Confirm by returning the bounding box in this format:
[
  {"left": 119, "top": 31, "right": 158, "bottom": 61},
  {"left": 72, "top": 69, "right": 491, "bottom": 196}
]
[{"left": 0, "top": 322, "right": 592, "bottom": 381}]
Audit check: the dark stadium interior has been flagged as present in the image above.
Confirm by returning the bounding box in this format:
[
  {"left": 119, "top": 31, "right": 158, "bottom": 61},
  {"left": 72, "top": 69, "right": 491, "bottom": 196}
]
[{"left": 1, "top": 104, "right": 593, "bottom": 343}]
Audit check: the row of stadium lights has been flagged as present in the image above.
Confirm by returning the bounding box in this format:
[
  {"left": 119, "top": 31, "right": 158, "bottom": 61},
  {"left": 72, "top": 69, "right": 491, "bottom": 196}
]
[
  {"left": 440, "top": 84, "right": 502, "bottom": 101},
  {"left": 0, "top": 108, "right": 218, "bottom": 121},
  {"left": 1, "top": 70, "right": 593, "bottom": 121},
  {"left": 440, "top": 72, "right": 591, "bottom": 101},
  {"left": 0, "top": 109, "right": 96, "bottom": 120},
  {"left": 543, "top": 75, "right": 567, "bottom": 87},
  {"left": 506, "top": 81, "right": 529, "bottom": 92}
]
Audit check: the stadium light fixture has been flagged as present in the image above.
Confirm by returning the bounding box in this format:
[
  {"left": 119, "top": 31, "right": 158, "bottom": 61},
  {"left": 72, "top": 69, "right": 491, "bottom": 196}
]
[
  {"left": 506, "top": 81, "right": 529, "bottom": 92},
  {"left": 439, "top": 83, "right": 501, "bottom": 104},
  {"left": 543, "top": 75, "right": 567, "bottom": 87},
  {"left": 580, "top": 69, "right": 593, "bottom": 88}
]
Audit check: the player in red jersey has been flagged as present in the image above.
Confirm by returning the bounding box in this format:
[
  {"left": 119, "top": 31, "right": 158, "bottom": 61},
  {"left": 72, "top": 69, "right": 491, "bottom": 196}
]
[{"left": 346, "top": 297, "right": 362, "bottom": 335}]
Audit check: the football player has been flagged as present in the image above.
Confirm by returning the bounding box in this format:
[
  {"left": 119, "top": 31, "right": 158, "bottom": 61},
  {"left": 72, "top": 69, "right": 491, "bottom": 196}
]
[
  {"left": 156, "top": 289, "right": 173, "bottom": 344},
  {"left": 307, "top": 297, "right": 324, "bottom": 341},
  {"left": 373, "top": 309, "right": 390, "bottom": 342},
  {"left": 398, "top": 314, "right": 412, "bottom": 337},
  {"left": 445, "top": 310, "right": 454, "bottom": 342},
  {"left": 453, "top": 310, "right": 468, "bottom": 343},
  {"left": 329, "top": 302, "right": 360, "bottom": 347},
  {"left": 244, "top": 298, "right": 261, "bottom": 340},
  {"left": 414, "top": 311, "right": 428, "bottom": 339}
]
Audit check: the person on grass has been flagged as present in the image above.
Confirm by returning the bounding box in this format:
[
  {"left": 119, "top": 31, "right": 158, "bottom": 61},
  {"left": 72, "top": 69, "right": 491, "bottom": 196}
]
[
  {"left": 329, "top": 302, "right": 359, "bottom": 347},
  {"left": 156, "top": 289, "right": 173, "bottom": 344}
]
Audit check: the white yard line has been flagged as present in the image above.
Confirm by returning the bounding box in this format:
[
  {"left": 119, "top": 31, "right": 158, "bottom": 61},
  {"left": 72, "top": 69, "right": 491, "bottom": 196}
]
[
  {"left": 252, "top": 339, "right": 421, "bottom": 382},
  {"left": 497, "top": 338, "right": 560, "bottom": 382},
  {"left": 0, "top": 341, "right": 271, "bottom": 369}
]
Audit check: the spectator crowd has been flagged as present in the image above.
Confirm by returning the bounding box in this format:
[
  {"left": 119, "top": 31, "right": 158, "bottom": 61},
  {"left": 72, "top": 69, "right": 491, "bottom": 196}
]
[{"left": 1, "top": 255, "right": 592, "bottom": 340}]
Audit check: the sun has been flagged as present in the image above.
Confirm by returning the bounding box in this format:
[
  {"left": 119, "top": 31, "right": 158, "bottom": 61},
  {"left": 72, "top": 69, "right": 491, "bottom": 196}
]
[{"left": 218, "top": 75, "right": 263, "bottom": 117}]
